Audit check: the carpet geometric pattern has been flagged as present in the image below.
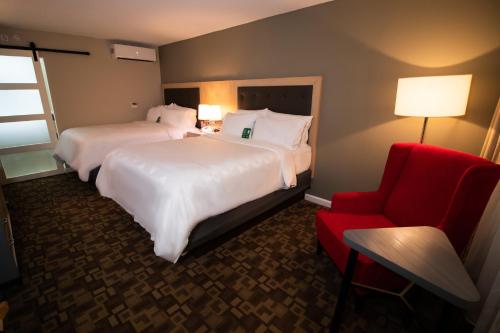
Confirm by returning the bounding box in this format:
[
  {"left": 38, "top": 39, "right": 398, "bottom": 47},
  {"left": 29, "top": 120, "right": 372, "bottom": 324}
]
[{"left": 2, "top": 173, "right": 452, "bottom": 332}]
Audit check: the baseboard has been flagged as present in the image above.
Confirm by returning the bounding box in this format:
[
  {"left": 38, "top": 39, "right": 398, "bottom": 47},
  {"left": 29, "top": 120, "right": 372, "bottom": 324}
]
[{"left": 305, "top": 194, "right": 331, "bottom": 207}]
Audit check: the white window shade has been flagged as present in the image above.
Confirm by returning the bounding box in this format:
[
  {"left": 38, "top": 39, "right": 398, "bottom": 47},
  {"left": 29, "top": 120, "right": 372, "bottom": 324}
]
[
  {"left": 0, "top": 120, "right": 51, "bottom": 149},
  {"left": 0, "top": 90, "right": 44, "bottom": 116},
  {"left": 394, "top": 74, "right": 472, "bottom": 117},
  {"left": 0, "top": 55, "right": 37, "bottom": 83}
]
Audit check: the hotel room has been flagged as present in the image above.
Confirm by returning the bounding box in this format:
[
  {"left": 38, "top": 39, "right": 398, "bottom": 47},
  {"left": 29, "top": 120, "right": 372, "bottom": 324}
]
[{"left": 0, "top": 0, "right": 499, "bottom": 332}]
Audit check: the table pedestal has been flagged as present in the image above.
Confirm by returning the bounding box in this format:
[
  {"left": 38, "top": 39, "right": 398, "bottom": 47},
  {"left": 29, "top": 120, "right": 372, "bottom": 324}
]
[{"left": 330, "top": 249, "right": 358, "bottom": 332}]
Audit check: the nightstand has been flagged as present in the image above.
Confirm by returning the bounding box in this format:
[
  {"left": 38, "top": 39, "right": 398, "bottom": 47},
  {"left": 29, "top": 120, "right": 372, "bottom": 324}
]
[
  {"left": 186, "top": 130, "right": 219, "bottom": 138},
  {"left": 185, "top": 131, "right": 203, "bottom": 138}
]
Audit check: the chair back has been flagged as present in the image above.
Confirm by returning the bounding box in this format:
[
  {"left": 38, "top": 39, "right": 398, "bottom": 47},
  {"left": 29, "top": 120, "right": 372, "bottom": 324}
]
[{"left": 383, "top": 145, "right": 492, "bottom": 232}]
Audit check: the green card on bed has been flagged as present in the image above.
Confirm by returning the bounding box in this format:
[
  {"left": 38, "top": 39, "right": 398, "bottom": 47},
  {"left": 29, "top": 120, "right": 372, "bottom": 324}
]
[{"left": 242, "top": 128, "right": 252, "bottom": 139}]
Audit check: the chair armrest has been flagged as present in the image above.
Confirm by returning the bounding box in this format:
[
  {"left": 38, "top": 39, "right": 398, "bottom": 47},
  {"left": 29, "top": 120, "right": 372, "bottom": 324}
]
[{"left": 331, "top": 191, "right": 384, "bottom": 214}]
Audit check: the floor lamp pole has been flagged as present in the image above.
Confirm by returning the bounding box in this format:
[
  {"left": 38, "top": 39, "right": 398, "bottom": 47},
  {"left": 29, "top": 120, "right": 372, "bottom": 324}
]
[{"left": 420, "top": 117, "right": 429, "bottom": 144}]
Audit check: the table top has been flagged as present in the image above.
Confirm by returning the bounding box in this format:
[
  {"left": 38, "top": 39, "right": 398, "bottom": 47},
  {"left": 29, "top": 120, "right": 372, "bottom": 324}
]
[{"left": 343, "top": 226, "right": 480, "bottom": 308}]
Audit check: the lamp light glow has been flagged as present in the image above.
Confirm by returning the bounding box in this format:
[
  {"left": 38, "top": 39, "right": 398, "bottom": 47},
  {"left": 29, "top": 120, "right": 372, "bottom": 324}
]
[
  {"left": 394, "top": 74, "right": 472, "bottom": 143},
  {"left": 394, "top": 74, "right": 472, "bottom": 117},
  {"left": 198, "top": 104, "right": 222, "bottom": 121}
]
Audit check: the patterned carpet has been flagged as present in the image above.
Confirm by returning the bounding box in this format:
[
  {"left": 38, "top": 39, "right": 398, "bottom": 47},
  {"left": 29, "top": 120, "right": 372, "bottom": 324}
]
[{"left": 1, "top": 173, "right": 467, "bottom": 332}]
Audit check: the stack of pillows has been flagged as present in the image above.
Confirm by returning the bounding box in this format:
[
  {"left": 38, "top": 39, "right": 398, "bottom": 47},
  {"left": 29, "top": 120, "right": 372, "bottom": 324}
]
[
  {"left": 221, "top": 109, "right": 312, "bottom": 150},
  {"left": 146, "top": 104, "right": 197, "bottom": 132}
]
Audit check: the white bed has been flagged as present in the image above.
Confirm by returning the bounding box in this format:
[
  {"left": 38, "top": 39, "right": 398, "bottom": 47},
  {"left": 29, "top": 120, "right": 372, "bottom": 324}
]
[
  {"left": 96, "top": 134, "right": 311, "bottom": 263},
  {"left": 54, "top": 104, "right": 197, "bottom": 181}
]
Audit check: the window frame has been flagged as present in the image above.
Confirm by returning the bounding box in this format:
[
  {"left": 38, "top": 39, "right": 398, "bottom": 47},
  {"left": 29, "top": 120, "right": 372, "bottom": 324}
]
[{"left": 0, "top": 49, "right": 63, "bottom": 183}]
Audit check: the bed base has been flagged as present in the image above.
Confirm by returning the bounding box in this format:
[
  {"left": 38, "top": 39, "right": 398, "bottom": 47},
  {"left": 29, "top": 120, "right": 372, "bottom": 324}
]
[
  {"left": 184, "top": 169, "right": 312, "bottom": 256},
  {"left": 88, "top": 165, "right": 311, "bottom": 259},
  {"left": 88, "top": 166, "right": 100, "bottom": 184},
  {"left": 88, "top": 166, "right": 311, "bottom": 256}
]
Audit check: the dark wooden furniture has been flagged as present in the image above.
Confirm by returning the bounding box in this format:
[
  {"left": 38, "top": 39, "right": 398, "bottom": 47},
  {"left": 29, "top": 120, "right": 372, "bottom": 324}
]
[
  {"left": 164, "top": 87, "right": 200, "bottom": 111},
  {"left": 0, "top": 186, "right": 19, "bottom": 285},
  {"left": 237, "top": 85, "right": 313, "bottom": 116}
]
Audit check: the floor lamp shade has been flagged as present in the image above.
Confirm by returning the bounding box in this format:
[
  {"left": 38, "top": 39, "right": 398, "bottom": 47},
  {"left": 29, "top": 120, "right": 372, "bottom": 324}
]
[
  {"left": 394, "top": 74, "right": 472, "bottom": 117},
  {"left": 394, "top": 74, "right": 472, "bottom": 143}
]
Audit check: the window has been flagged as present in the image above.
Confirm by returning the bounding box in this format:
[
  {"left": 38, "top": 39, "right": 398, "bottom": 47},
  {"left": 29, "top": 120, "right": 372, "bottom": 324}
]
[{"left": 0, "top": 49, "right": 61, "bottom": 183}]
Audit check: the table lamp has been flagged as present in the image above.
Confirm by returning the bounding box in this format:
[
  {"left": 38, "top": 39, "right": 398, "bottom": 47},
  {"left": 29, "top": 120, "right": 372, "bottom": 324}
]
[
  {"left": 394, "top": 74, "right": 472, "bottom": 143},
  {"left": 198, "top": 104, "right": 222, "bottom": 133}
]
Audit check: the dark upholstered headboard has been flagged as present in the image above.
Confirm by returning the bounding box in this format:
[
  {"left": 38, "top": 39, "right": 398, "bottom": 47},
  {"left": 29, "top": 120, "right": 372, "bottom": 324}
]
[
  {"left": 237, "top": 85, "right": 313, "bottom": 116},
  {"left": 164, "top": 88, "right": 200, "bottom": 110}
]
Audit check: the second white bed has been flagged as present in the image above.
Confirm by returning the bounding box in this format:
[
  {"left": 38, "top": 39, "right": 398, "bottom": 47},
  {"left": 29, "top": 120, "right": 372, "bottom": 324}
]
[
  {"left": 96, "top": 134, "right": 309, "bottom": 263},
  {"left": 54, "top": 121, "right": 187, "bottom": 181}
]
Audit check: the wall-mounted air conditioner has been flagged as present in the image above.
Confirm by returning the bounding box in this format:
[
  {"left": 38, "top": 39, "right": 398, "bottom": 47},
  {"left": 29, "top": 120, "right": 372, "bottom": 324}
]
[{"left": 112, "top": 44, "right": 157, "bottom": 62}]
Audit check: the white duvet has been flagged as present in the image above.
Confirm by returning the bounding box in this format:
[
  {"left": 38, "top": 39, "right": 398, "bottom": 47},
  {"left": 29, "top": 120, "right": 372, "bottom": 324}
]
[
  {"left": 54, "top": 121, "right": 187, "bottom": 181},
  {"left": 96, "top": 134, "right": 297, "bottom": 263}
]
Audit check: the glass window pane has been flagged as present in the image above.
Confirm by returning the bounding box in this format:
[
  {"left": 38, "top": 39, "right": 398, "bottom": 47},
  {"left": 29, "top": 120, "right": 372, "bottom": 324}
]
[
  {"left": 0, "top": 120, "right": 51, "bottom": 149},
  {"left": 0, "top": 89, "right": 44, "bottom": 116},
  {"left": 0, "top": 55, "right": 37, "bottom": 83},
  {"left": 0, "top": 149, "right": 57, "bottom": 179}
]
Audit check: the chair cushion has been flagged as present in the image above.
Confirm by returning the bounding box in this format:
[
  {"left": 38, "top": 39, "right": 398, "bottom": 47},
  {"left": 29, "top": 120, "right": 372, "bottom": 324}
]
[
  {"left": 316, "top": 209, "right": 408, "bottom": 291},
  {"left": 316, "top": 210, "right": 396, "bottom": 267},
  {"left": 384, "top": 145, "right": 489, "bottom": 228}
]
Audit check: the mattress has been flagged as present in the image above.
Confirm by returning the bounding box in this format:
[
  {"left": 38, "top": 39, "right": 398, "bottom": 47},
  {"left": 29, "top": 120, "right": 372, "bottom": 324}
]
[{"left": 96, "top": 134, "right": 305, "bottom": 262}]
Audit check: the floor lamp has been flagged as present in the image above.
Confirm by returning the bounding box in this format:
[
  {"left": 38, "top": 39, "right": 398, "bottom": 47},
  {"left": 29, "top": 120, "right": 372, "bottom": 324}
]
[{"left": 394, "top": 74, "right": 472, "bottom": 143}]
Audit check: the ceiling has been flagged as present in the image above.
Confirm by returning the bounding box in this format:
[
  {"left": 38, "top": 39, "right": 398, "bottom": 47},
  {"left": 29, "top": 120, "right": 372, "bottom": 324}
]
[{"left": 0, "top": 0, "right": 331, "bottom": 46}]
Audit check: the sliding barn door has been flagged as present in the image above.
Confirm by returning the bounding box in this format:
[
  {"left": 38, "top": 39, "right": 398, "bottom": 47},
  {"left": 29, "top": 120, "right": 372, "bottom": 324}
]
[{"left": 0, "top": 49, "right": 62, "bottom": 183}]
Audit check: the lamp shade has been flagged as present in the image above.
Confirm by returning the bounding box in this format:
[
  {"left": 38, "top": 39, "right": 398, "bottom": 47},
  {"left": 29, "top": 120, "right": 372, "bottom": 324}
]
[
  {"left": 394, "top": 74, "right": 472, "bottom": 117},
  {"left": 198, "top": 104, "right": 222, "bottom": 121}
]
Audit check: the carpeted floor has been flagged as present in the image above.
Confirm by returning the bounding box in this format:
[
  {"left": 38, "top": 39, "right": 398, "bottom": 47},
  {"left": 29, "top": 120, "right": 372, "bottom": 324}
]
[{"left": 1, "top": 173, "right": 466, "bottom": 332}]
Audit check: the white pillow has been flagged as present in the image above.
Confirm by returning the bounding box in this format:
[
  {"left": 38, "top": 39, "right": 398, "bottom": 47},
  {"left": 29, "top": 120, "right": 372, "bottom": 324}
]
[
  {"left": 222, "top": 113, "right": 257, "bottom": 138},
  {"left": 252, "top": 116, "right": 306, "bottom": 149},
  {"left": 166, "top": 103, "right": 192, "bottom": 110},
  {"left": 182, "top": 107, "right": 198, "bottom": 126},
  {"left": 160, "top": 108, "right": 197, "bottom": 130},
  {"left": 266, "top": 110, "right": 312, "bottom": 144},
  {"left": 235, "top": 109, "right": 268, "bottom": 117},
  {"left": 146, "top": 105, "right": 167, "bottom": 122}
]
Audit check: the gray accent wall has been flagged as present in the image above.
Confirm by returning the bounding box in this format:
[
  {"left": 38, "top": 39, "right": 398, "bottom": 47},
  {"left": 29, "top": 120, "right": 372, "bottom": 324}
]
[{"left": 159, "top": 0, "right": 500, "bottom": 199}]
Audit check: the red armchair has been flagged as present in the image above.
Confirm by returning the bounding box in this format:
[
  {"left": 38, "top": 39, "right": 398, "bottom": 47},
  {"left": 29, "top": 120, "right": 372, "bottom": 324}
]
[{"left": 316, "top": 143, "right": 500, "bottom": 292}]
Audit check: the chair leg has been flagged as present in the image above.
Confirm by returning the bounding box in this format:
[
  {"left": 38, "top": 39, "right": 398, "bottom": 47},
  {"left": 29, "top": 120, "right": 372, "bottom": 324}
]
[{"left": 316, "top": 240, "right": 323, "bottom": 255}]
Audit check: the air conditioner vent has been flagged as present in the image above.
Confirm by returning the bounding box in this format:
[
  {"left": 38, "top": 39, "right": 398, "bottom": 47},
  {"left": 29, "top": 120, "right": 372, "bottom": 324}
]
[{"left": 112, "top": 44, "right": 156, "bottom": 62}]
